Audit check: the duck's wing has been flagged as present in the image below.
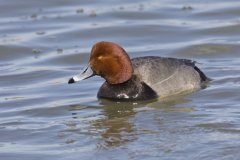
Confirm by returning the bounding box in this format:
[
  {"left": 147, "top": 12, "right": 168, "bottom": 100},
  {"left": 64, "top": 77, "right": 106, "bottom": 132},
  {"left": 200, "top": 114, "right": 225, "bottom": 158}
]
[
  {"left": 132, "top": 56, "right": 193, "bottom": 83},
  {"left": 131, "top": 56, "right": 208, "bottom": 96}
]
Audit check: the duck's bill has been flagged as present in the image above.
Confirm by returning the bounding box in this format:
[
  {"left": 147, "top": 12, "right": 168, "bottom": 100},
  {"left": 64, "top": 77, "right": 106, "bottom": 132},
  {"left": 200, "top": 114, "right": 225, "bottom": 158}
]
[{"left": 68, "top": 65, "right": 95, "bottom": 84}]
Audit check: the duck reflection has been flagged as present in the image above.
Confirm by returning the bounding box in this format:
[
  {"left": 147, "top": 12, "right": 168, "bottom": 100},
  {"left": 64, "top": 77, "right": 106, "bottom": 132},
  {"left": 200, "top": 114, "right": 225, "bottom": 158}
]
[
  {"left": 93, "top": 99, "right": 140, "bottom": 148},
  {"left": 67, "top": 99, "right": 155, "bottom": 148},
  {"left": 66, "top": 95, "right": 194, "bottom": 148}
]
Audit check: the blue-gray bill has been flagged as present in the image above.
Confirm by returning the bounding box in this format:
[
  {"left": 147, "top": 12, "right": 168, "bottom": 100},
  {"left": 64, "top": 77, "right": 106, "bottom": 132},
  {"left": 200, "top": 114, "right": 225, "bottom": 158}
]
[{"left": 68, "top": 65, "right": 95, "bottom": 84}]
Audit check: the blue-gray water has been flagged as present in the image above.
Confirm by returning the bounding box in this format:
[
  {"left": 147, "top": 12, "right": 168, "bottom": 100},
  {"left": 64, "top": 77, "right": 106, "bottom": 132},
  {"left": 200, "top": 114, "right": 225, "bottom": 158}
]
[{"left": 0, "top": 0, "right": 240, "bottom": 160}]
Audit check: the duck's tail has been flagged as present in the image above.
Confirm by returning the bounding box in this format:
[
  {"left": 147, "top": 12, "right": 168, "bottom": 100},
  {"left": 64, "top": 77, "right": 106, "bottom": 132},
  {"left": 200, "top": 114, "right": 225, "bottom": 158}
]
[{"left": 194, "top": 66, "right": 211, "bottom": 82}]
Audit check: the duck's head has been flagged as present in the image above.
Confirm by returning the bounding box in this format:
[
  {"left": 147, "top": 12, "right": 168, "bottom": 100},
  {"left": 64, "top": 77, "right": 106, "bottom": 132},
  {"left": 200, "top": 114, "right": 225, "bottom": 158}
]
[{"left": 68, "top": 41, "right": 133, "bottom": 84}]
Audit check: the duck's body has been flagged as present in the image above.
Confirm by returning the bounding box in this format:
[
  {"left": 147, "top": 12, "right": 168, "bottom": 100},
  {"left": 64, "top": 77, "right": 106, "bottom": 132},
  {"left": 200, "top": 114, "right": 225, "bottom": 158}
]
[
  {"left": 69, "top": 41, "right": 209, "bottom": 101},
  {"left": 98, "top": 56, "right": 208, "bottom": 100}
]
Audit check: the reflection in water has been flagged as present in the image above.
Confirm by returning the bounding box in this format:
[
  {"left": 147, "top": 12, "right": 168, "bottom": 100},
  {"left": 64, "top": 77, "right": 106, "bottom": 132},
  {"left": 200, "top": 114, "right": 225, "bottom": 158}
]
[
  {"left": 148, "top": 95, "right": 194, "bottom": 112},
  {"left": 65, "top": 96, "right": 194, "bottom": 148},
  {"left": 94, "top": 115, "right": 136, "bottom": 148},
  {"left": 94, "top": 100, "right": 138, "bottom": 148}
]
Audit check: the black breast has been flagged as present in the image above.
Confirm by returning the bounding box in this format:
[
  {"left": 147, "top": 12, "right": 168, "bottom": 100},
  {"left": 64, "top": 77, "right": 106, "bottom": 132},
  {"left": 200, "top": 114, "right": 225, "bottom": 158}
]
[{"left": 97, "top": 75, "right": 157, "bottom": 101}]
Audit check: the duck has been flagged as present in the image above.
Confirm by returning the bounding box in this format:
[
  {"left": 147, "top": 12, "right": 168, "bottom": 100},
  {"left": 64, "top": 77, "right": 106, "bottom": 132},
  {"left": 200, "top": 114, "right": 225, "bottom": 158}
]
[{"left": 68, "top": 41, "right": 209, "bottom": 101}]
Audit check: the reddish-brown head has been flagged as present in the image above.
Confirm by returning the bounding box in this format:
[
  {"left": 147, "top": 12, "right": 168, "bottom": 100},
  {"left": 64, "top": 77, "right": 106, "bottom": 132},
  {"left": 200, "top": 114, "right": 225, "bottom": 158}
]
[{"left": 89, "top": 41, "right": 133, "bottom": 84}]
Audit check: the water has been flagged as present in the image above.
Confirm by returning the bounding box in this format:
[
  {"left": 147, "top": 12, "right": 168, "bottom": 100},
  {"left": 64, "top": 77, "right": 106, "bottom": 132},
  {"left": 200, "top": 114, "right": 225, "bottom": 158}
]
[{"left": 0, "top": 0, "right": 240, "bottom": 160}]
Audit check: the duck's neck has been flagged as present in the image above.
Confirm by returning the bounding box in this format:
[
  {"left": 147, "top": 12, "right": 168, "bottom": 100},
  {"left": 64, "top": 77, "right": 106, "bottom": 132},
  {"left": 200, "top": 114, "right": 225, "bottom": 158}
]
[{"left": 97, "top": 75, "right": 157, "bottom": 101}]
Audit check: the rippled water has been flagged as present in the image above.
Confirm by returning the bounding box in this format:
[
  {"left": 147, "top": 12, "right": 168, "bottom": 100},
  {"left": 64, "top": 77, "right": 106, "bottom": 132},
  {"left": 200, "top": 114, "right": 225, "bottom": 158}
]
[{"left": 0, "top": 0, "right": 240, "bottom": 160}]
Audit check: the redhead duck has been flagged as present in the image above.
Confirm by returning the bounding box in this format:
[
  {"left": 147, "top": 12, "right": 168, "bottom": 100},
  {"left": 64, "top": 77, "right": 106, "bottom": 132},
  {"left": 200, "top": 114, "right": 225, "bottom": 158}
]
[{"left": 68, "top": 41, "right": 209, "bottom": 100}]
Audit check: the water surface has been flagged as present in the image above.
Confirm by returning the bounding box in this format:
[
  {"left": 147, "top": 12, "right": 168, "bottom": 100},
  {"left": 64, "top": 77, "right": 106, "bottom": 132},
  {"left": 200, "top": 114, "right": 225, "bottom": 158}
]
[{"left": 0, "top": 0, "right": 240, "bottom": 160}]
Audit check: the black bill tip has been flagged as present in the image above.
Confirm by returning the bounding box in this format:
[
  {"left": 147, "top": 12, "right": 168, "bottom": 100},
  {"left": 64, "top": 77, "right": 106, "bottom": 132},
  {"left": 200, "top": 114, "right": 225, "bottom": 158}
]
[{"left": 68, "top": 78, "right": 75, "bottom": 84}]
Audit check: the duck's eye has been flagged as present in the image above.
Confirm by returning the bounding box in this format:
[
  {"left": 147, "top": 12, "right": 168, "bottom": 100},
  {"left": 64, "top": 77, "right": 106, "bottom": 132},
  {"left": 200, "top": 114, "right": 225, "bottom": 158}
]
[{"left": 98, "top": 56, "right": 103, "bottom": 60}]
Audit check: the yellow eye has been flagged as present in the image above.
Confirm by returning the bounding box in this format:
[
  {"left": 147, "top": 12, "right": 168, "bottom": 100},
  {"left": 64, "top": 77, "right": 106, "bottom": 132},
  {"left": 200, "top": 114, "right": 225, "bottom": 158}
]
[{"left": 98, "top": 56, "right": 103, "bottom": 60}]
